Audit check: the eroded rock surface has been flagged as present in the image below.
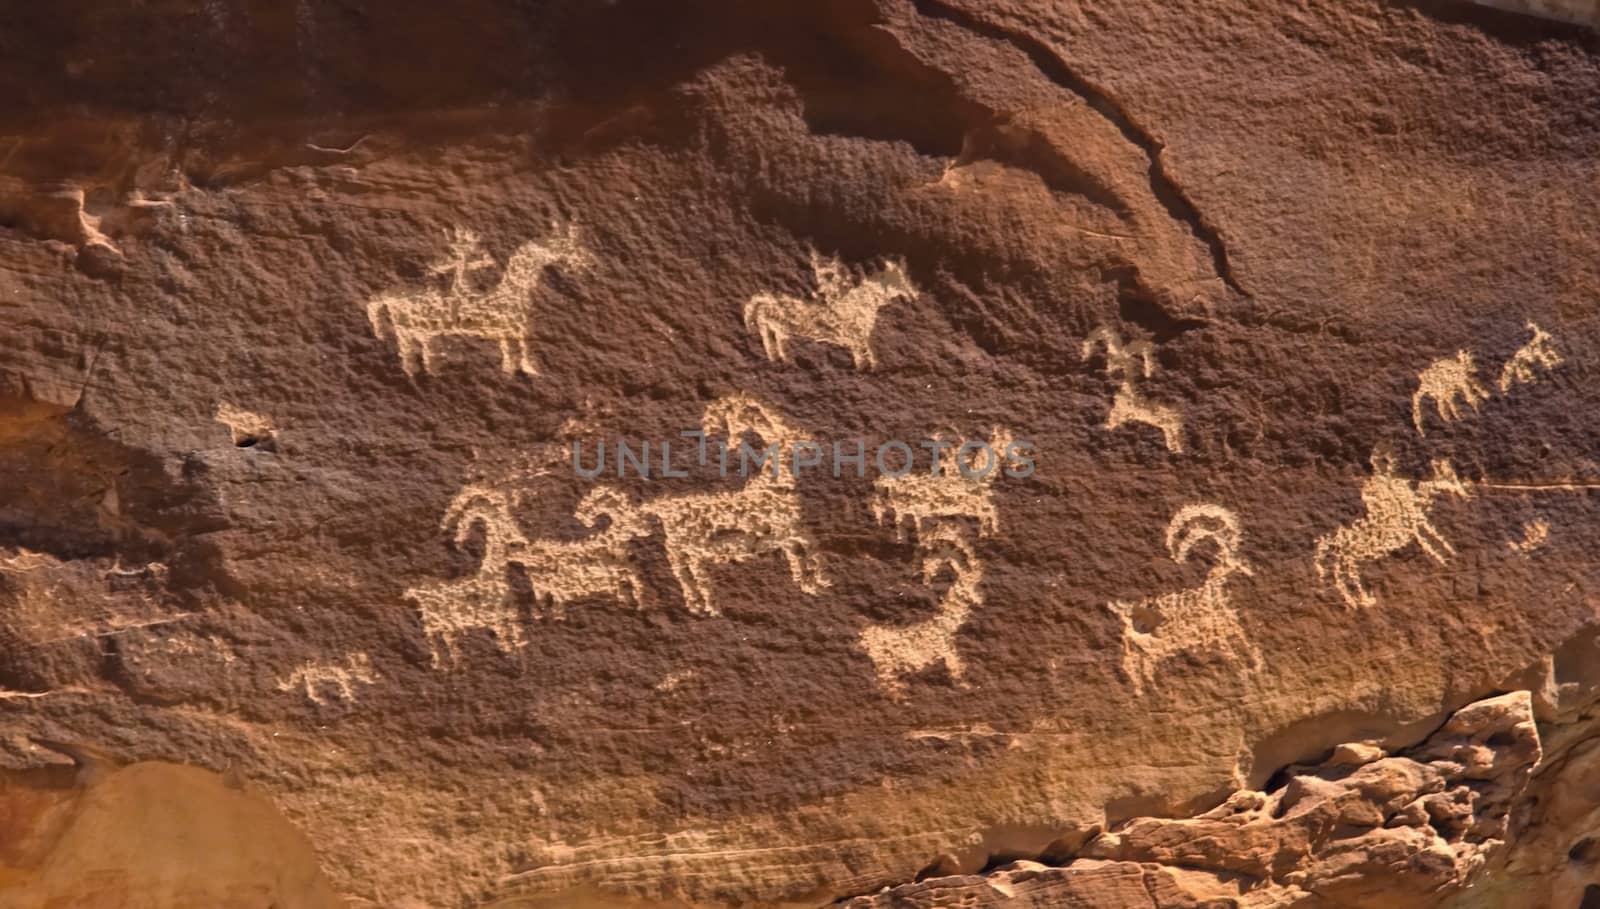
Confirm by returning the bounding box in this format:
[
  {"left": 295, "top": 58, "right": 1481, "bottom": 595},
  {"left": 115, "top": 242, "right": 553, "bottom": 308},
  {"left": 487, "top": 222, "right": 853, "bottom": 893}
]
[{"left": 1, "top": 0, "right": 1599, "bottom": 907}]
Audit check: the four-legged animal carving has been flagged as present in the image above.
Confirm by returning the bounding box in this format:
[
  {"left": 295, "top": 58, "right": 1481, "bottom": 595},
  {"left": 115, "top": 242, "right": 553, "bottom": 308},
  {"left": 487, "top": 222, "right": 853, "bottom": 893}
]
[
  {"left": 1412, "top": 351, "right": 1489, "bottom": 435},
  {"left": 637, "top": 395, "right": 828, "bottom": 615},
  {"left": 406, "top": 486, "right": 530, "bottom": 666},
  {"left": 744, "top": 252, "right": 916, "bottom": 370},
  {"left": 1082, "top": 326, "right": 1183, "bottom": 452},
  {"left": 367, "top": 223, "right": 592, "bottom": 377},
  {"left": 872, "top": 427, "right": 1015, "bottom": 541},
  {"left": 1314, "top": 451, "right": 1470, "bottom": 609},
  {"left": 1108, "top": 504, "right": 1258, "bottom": 696},
  {"left": 1498, "top": 320, "right": 1563, "bottom": 392}
]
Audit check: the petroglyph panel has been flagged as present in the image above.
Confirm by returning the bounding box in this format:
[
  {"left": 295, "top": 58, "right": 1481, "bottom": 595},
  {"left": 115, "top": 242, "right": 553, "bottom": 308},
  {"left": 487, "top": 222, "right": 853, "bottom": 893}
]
[
  {"left": 366, "top": 223, "right": 592, "bottom": 377},
  {"left": 1082, "top": 327, "right": 1183, "bottom": 452},
  {"left": 1315, "top": 450, "right": 1471, "bottom": 609},
  {"left": 1108, "top": 504, "right": 1258, "bottom": 695},
  {"left": 744, "top": 251, "right": 917, "bottom": 370}
]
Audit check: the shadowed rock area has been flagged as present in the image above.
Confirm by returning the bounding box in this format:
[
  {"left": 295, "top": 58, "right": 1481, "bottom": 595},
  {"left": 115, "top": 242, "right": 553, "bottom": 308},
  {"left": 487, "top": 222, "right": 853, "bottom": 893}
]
[{"left": 1, "top": 0, "right": 1599, "bottom": 907}]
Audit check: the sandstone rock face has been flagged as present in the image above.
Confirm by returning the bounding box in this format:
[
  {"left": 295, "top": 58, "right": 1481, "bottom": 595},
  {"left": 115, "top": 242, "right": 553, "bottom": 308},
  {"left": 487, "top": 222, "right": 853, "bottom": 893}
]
[{"left": 1, "top": 1, "right": 1598, "bottom": 907}]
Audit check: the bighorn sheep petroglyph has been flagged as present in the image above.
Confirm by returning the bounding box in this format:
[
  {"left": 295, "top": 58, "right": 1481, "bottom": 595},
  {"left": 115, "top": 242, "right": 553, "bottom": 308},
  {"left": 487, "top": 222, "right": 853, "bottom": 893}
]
[{"left": 858, "top": 524, "right": 984, "bottom": 697}]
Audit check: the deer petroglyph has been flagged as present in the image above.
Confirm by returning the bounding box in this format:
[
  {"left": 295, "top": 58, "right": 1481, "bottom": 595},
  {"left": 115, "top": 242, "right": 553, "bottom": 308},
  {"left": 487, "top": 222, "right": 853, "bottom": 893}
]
[
  {"left": 1082, "top": 326, "right": 1183, "bottom": 452},
  {"left": 1314, "top": 450, "right": 1471, "bottom": 609},
  {"left": 366, "top": 223, "right": 592, "bottom": 377},
  {"left": 744, "top": 251, "right": 917, "bottom": 370},
  {"left": 1108, "top": 504, "right": 1258, "bottom": 696}
]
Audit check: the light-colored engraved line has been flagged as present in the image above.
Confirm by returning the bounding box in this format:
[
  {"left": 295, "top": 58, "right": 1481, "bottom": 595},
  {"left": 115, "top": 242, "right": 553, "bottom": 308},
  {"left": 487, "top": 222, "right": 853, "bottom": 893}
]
[
  {"left": 1107, "top": 504, "right": 1257, "bottom": 696},
  {"left": 1476, "top": 482, "right": 1600, "bottom": 491},
  {"left": 1412, "top": 350, "right": 1489, "bottom": 436},
  {"left": 1082, "top": 326, "right": 1183, "bottom": 452},
  {"left": 744, "top": 250, "right": 917, "bottom": 370},
  {"left": 276, "top": 652, "right": 378, "bottom": 705},
  {"left": 1314, "top": 450, "right": 1470, "bottom": 609},
  {"left": 365, "top": 221, "right": 593, "bottom": 377}
]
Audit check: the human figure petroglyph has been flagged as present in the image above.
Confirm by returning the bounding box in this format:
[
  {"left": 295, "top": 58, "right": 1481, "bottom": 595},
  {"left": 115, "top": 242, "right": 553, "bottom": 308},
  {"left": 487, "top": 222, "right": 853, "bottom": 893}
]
[
  {"left": 1412, "top": 350, "right": 1490, "bottom": 435},
  {"left": 276, "top": 652, "right": 378, "bottom": 705},
  {"left": 872, "top": 427, "right": 1016, "bottom": 541},
  {"left": 637, "top": 394, "right": 828, "bottom": 615},
  {"left": 744, "top": 251, "right": 917, "bottom": 370},
  {"left": 366, "top": 222, "right": 592, "bottom": 377},
  {"left": 1107, "top": 504, "right": 1258, "bottom": 696},
  {"left": 1314, "top": 449, "right": 1471, "bottom": 609},
  {"left": 1082, "top": 326, "right": 1183, "bottom": 453},
  {"left": 406, "top": 485, "right": 530, "bottom": 666},
  {"left": 1498, "top": 321, "right": 1563, "bottom": 393},
  {"left": 858, "top": 524, "right": 984, "bottom": 697},
  {"left": 519, "top": 486, "right": 650, "bottom": 619}
]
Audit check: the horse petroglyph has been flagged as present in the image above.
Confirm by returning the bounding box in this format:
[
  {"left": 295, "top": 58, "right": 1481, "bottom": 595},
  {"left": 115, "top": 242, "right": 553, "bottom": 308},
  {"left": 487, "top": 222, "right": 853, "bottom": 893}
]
[
  {"left": 872, "top": 427, "right": 1017, "bottom": 541},
  {"left": 858, "top": 524, "right": 984, "bottom": 698},
  {"left": 277, "top": 652, "right": 378, "bottom": 705},
  {"left": 1315, "top": 449, "right": 1471, "bottom": 609},
  {"left": 1108, "top": 504, "right": 1258, "bottom": 696},
  {"left": 636, "top": 394, "right": 829, "bottom": 615},
  {"left": 1082, "top": 326, "right": 1183, "bottom": 452},
  {"left": 366, "top": 222, "right": 592, "bottom": 377},
  {"left": 1498, "top": 320, "right": 1563, "bottom": 392},
  {"left": 744, "top": 251, "right": 917, "bottom": 370},
  {"left": 1413, "top": 351, "right": 1490, "bottom": 435}
]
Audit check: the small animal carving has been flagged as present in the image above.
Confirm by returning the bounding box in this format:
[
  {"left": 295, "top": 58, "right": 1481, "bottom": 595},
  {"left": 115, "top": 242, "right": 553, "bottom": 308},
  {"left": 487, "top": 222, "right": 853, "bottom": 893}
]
[
  {"left": 276, "top": 653, "right": 378, "bottom": 705},
  {"left": 1314, "top": 450, "right": 1471, "bottom": 609},
  {"left": 1498, "top": 320, "right": 1563, "bottom": 392},
  {"left": 366, "top": 222, "right": 592, "bottom": 377},
  {"left": 858, "top": 524, "right": 984, "bottom": 697},
  {"left": 1082, "top": 326, "right": 1183, "bottom": 452},
  {"left": 872, "top": 427, "right": 1015, "bottom": 540},
  {"left": 744, "top": 251, "right": 917, "bottom": 370},
  {"left": 1507, "top": 518, "right": 1550, "bottom": 555},
  {"left": 1413, "top": 351, "right": 1490, "bottom": 435},
  {"left": 1107, "top": 504, "right": 1258, "bottom": 696},
  {"left": 636, "top": 395, "right": 828, "bottom": 615}
]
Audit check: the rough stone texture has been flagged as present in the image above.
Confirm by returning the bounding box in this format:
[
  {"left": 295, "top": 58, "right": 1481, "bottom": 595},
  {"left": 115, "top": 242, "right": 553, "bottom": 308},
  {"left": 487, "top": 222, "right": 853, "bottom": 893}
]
[{"left": 1, "top": 1, "right": 1599, "bottom": 907}]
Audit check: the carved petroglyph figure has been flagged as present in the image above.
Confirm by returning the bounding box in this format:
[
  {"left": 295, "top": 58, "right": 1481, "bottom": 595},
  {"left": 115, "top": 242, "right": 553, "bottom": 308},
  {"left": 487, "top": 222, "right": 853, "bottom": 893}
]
[
  {"left": 519, "top": 486, "right": 650, "bottom": 619},
  {"left": 872, "top": 427, "right": 1015, "bottom": 541},
  {"left": 1315, "top": 450, "right": 1471, "bottom": 609},
  {"left": 1498, "top": 321, "right": 1562, "bottom": 392},
  {"left": 1508, "top": 518, "right": 1550, "bottom": 555},
  {"left": 1412, "top": 351, "right": 1490, "bottom": 435},
  {"left": 1107, "top": 504, "right": 1258, "bottom": 696},
  {"left": 1082, "top": 326, "right": 1183, "bottom": 452},
  {"left": 277, "top": 652, "right": 378, "bottom": 705},
  {"left": 859, "top": 524, "right": 984, "bottom": 697},
  {"left": 366, "top": 222, "right": 592, "bottom": 377},
  {"left": 744, "top": 252, "right": 917, "bottom": 370},
  {"left": 406, "top": 485, "right": 530, "bottom": 666},
  {"left": 637, "top": 394, "right": 828, "bottom": 615}
]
